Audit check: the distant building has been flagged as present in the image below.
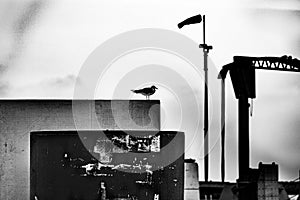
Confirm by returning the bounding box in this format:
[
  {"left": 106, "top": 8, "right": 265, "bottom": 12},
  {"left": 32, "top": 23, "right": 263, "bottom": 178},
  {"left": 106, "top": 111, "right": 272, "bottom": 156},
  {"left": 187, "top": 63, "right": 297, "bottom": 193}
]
[
  {"left": 199, "top": 162, "right": 292, "bottom": 200},
  {"left": 257, "top": 162, "right": 279, "bottom": 200},
  {"left": 184, "top": 159, "right": 200, "bottom": 200}
]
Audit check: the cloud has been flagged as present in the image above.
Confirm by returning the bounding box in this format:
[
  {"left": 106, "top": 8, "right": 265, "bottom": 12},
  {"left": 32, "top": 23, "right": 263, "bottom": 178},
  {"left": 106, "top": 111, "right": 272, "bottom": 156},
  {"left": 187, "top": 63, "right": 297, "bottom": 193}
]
[
  {"left": 4, "top": 74, "right": 79, "bottom": 98},
  {"left": 0, "top": 63, "right": 7, "bottom": 75},
  {"left": 0, "top": 0, "right": 46, "bottom": 67},
  {"left": 0, "top": 82, "right": 9, "bottom": 96},
  {"left": 250, "top": 0, "right": 300, "bottom": 11},
  {"left": 45, "top": 75, "right": 78, "bottom": 88},
  {"left": 14, "top": 1, "right": 44, "bottom": 38}
]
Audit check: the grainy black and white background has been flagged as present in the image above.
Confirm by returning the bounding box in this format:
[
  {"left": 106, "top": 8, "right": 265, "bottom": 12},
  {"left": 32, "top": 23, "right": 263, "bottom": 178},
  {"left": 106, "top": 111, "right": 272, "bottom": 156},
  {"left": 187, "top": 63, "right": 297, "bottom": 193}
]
[{"left": 0, "top": 0, "right": 299, "bottom": 193}]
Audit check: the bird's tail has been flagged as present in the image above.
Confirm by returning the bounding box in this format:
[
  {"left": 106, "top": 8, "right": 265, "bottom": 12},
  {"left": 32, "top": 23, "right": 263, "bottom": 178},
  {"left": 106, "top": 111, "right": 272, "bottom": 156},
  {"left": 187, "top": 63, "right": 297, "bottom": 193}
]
[{"left": 131, "top": 89, "right": 136, "bottom": 93}]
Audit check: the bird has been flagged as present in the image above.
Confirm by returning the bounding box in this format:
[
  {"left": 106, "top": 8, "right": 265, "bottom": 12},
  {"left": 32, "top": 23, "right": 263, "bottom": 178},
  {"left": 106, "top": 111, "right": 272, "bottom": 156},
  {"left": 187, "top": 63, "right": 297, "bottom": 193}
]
[{"left": 131, "top": 85, "right": 158, "bottom": 100}]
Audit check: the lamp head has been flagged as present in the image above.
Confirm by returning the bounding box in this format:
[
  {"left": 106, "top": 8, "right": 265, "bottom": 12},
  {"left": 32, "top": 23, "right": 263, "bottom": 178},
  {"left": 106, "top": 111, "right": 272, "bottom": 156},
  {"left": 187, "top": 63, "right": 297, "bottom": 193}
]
[{"left": 178, "top": 14, "right": 202, "bottom": 29}]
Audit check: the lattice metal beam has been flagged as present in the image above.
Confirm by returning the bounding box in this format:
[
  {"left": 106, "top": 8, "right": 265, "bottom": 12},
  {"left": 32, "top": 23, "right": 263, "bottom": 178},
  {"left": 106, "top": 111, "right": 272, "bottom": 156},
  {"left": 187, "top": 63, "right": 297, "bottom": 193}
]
[{"left": 234, "top": 56, "right": 300, "bottom": 72}]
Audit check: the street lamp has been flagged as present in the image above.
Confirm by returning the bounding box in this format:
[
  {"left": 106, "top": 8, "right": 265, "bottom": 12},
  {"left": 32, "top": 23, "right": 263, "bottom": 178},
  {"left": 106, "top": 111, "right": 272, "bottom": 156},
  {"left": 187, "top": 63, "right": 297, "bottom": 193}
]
[{"left": 178, "top": 14, "right": 213, "bottom": 182}]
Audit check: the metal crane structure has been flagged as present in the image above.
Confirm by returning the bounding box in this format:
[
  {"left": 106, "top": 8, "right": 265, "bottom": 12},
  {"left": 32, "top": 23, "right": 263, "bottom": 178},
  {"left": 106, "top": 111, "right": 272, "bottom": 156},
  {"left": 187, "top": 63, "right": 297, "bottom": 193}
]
[{"left": 218, "top": 55, "right": 300, "bottom": 197}]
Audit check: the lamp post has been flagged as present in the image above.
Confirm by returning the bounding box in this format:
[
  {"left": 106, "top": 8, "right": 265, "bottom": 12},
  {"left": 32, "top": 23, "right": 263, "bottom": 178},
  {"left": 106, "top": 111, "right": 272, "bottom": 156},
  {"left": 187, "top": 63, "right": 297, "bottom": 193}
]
[{"left": 178, "top": 14, "right": 212, "bottom": 182}]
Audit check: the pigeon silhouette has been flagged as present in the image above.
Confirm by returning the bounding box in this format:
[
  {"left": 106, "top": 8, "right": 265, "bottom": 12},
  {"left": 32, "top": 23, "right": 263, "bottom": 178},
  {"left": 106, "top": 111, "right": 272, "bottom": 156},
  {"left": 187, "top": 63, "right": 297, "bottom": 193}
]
[{"left": 131, "top": 85, "right": 158, "bottom": 100}]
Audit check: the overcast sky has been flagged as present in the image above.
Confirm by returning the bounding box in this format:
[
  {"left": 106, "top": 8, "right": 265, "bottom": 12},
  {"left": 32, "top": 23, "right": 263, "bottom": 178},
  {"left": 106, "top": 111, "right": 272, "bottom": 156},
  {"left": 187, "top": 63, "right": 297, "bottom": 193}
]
[{"left": 0, "top": 0, "right": 299, "bottom": 182}]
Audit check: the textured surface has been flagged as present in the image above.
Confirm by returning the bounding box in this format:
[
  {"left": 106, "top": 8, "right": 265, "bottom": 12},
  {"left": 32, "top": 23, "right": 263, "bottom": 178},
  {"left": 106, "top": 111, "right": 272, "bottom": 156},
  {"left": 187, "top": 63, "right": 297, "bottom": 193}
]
[
  {"left": 30, "top": 131, "right": 184, "bottom": 200},
  {"left": 0, "top": 100, "right": 160, "bottom": 200},
  {"left": 184, "top": 161, "right": 200, "bottom": 200}
]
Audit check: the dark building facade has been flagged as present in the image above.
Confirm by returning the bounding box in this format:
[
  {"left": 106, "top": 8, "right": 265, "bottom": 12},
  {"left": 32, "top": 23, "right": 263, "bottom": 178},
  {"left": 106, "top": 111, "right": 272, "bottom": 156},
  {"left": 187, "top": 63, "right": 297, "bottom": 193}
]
[{"left": 30, "top": 130, "right": 184, "bottom": 200}]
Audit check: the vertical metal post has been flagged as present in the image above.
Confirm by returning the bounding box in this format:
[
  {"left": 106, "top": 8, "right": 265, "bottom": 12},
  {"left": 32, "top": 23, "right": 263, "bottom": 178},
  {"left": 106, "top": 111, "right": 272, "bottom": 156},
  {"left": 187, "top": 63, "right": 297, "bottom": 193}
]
[
  {"left": 177, "top": 13, "right": 212, "bottom": 183},
  {"left": 221, "top": 79, "right": 225, "bottom": 182},
  {"left": 203, "top": 15, "right": 209, "bottom": 183},
  {"left": 203, "top": 15, "right": 206, "bottom": 44},
  {"left": 238, "top": 95, "right": 249, "bottom": 180}
]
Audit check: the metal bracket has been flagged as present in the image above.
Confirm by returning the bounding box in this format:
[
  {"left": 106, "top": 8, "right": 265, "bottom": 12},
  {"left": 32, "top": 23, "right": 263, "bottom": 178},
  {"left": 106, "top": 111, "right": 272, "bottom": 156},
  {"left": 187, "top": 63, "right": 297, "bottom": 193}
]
[{"left": 199, "top": 44, "right": 213, "bottom": 52}]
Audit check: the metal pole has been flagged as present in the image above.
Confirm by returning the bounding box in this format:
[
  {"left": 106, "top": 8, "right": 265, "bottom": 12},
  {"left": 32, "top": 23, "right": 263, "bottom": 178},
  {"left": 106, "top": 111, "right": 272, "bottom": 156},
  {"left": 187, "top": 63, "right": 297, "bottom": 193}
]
[
  {"left": 238, "top": 95, "right": 249, "bottom": 180},
  {"left": 203, "top": 15, "right": 209, "bottom": 183},
  {"left": 203, "top": 15, "right": 206, "bottom": 44},
  {"left": 221, "top": 79, "right": 225, "bottom": 182}
]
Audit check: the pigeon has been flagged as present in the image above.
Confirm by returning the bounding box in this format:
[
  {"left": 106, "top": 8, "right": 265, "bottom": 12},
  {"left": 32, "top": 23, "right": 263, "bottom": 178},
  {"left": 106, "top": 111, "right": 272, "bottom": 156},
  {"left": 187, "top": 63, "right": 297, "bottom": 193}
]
[{"left": 131, "top": 85, "right": 158, "bottom": 100}]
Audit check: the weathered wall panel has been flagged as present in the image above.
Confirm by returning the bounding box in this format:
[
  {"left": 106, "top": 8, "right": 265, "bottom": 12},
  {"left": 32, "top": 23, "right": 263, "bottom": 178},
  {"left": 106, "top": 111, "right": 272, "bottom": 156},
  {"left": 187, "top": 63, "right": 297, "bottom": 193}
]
[{"left": 0, "top": 100, "right": 160, "bottom": 200}]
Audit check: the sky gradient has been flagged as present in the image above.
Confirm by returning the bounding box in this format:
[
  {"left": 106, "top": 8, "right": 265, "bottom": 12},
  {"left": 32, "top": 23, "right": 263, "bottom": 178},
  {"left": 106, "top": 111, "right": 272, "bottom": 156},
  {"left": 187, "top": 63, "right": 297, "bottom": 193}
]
[{"left": 0, "top": 0, "right": 299, "bottom": 182}]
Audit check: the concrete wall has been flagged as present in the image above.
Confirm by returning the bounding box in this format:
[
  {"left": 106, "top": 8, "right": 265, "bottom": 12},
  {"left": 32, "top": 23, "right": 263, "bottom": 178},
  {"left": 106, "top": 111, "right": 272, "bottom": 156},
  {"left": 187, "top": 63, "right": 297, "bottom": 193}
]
[
  {"left": 0, "top": 100, "right": 160, "bottom": 200},
  {"left": 184, "top": 159, "right": 200, "bottom": 200}
]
